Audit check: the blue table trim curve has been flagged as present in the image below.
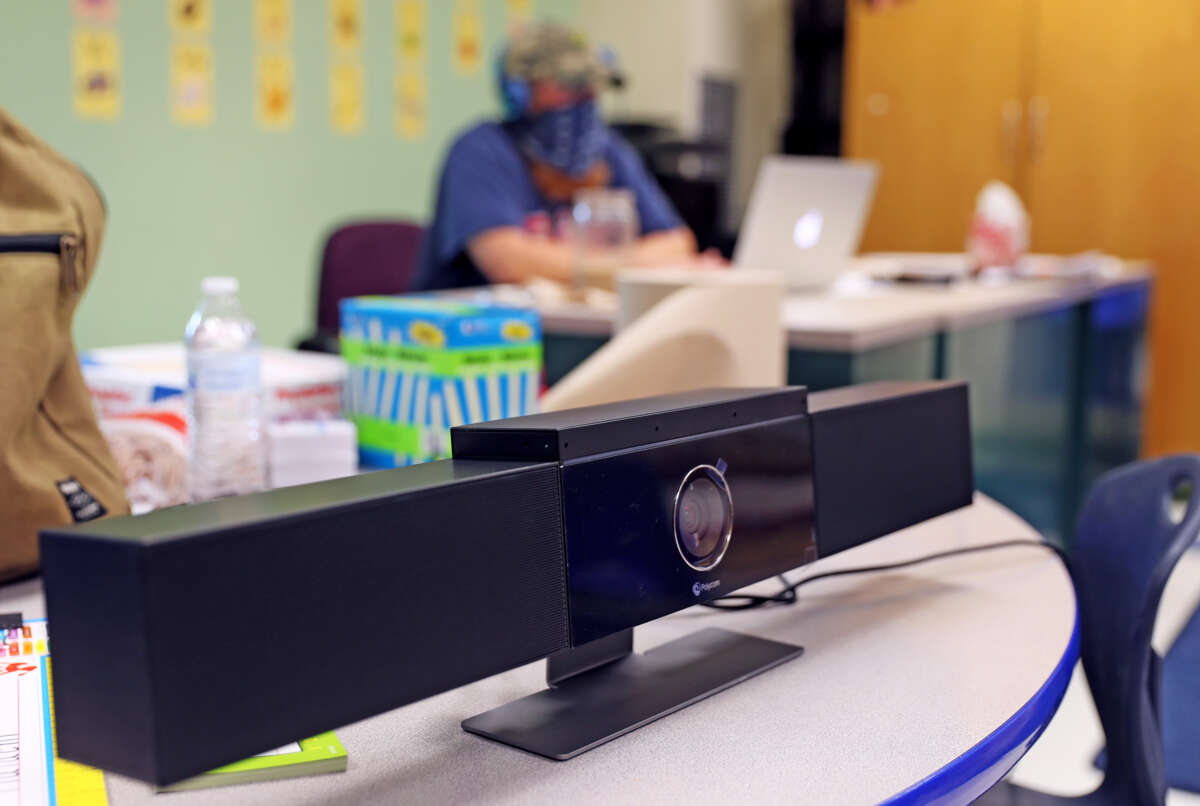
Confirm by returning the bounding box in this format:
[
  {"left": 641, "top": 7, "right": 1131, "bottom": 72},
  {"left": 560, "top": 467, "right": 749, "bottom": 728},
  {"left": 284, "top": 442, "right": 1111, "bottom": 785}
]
[{"left": 881, "top": 602, "right": 1081, "bottom": 806}]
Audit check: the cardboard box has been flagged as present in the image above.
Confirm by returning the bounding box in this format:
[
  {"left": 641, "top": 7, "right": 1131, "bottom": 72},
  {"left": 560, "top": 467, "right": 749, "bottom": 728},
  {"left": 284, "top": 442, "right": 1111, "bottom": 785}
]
[
  {"left": 339, "top": 296, "right": 542, "bottom": 467},
  {"left": 81, "top": 343, "right": 347, "bottom": 420}
]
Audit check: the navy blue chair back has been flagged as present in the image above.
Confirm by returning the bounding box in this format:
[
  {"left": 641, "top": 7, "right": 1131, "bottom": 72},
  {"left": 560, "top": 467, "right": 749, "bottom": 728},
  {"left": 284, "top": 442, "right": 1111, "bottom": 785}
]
[
  {"left": 978, "top": 454, "right": 1200, "bottom": 806},
  {"left": 1072, "top": 455, "right": 1200, "bottom": 804}
]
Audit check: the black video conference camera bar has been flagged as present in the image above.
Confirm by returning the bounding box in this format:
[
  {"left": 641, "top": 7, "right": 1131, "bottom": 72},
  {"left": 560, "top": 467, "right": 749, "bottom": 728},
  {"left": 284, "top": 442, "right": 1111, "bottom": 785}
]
[{"left": 40, "top": 381, "right": 972, "bottom": 784}]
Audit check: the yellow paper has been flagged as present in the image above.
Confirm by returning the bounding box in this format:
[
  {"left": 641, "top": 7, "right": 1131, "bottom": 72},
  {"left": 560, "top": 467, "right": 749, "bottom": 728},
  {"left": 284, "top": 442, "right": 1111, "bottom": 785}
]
[
  {"left": 330, "top": 0, "right": 363, "bottom": 51},
  {"left": 394, "top": 70, "right": 427, "bottom": 140},
  {"left": 46, "top": 658, "right": 110, "bottom": 806},
  {"left": 168, "top": 0, "right": 210, "bottom": 34},
  {"left": 330, "top": 60, "right": 365, "bottom": 134},
  {"left": 395, "top": 0, "right": 426, "bottom": 65},
  {"left": 256, "top": 52, "right": 294, "bottom": 129},
  {"left": 170, "top": 42, "right": 215, "bottom": 126},
  {"left": 72, "top": 29, "right": 121, "bottom": 120},
  {"left": 255, "top": 0, "right": 292, "bottom": 43},
  {"left": 452, "top": 0, "right": 483, "bottom": 75},
  {"left": 505, "top": 0, "right": 533, "bottom": 23}
]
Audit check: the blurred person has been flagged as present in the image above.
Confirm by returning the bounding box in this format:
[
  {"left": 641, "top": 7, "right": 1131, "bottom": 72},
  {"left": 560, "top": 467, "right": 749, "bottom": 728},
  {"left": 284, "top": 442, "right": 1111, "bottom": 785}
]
[{"left": 416, "top": 23, "right": 706, "bottom": 291}]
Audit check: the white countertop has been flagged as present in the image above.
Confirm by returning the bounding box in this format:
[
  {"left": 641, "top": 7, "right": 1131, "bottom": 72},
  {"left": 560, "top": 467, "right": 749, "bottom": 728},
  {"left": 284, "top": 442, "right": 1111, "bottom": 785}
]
[
  {"left": 3, "top": 495, "right": 1077, "bottom": 805},
  {"left": 529, "top": 258, "right": 1153, "bottom": 353}
]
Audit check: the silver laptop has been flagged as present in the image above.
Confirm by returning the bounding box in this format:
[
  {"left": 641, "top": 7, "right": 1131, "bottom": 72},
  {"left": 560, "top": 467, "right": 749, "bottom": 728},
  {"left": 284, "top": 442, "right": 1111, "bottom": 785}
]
[{"left": 733, "top": 156, "right": 879, "bottom": 289}]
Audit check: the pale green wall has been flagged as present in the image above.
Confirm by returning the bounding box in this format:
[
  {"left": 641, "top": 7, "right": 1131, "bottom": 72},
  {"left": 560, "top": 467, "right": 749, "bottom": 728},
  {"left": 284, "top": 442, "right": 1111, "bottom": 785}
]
[{"left": 0, "top": 0, "right": 577, "bottom": 349}]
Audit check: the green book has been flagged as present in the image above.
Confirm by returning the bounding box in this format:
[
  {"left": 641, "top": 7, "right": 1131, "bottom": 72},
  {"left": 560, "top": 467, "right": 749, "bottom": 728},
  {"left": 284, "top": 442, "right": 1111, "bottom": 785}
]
[{"left": 157, "top": 732, "right": 347, "bottom": 792}]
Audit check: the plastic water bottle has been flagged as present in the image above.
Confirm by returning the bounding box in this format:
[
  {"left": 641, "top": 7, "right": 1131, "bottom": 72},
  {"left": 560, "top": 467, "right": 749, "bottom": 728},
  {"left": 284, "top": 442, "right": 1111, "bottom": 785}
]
[{"left": 185, "top": 276, "right": 267, "bottom": 501}]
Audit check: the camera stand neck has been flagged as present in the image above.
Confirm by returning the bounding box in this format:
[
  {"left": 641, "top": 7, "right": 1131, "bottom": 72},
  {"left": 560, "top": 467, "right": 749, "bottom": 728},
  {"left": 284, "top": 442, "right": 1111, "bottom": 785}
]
[
  {"left": 462, "top": 627, "right": 803, "bottom": 760},
  {"left": 546, "top": 628, "right": 633, "bottom": 687}
]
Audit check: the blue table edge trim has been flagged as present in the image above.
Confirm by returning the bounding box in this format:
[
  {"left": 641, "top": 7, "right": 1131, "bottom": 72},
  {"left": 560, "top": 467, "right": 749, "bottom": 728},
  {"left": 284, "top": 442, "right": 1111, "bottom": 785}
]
[{"left": 881, "top": 600, "right": 1082, "bottom": 806}]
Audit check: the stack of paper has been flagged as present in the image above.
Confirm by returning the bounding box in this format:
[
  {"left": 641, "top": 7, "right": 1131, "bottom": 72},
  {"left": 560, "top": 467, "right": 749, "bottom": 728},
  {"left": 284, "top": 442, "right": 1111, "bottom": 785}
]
[{"left": 267, "top": 419, "right": 358, "bottom": 489}]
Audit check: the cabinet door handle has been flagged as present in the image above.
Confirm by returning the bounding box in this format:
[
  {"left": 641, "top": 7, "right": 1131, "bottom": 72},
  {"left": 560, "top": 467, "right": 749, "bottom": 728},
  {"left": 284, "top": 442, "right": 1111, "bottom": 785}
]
[
  {"left": 867, "top": 92, "right": 891, "bottom": 117},
  {"left": 1003, "top": 99, "right": 1023, "bottom": 163},
  {"left": 1028, "top": 96, "right": 1050, "bottom": 160}
]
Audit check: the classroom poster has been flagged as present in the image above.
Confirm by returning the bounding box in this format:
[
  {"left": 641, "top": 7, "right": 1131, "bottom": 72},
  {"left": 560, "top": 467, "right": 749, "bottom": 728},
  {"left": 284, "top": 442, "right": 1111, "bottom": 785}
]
[
  {"left": 395, "top": 0, "right": 427, "bottom": 65},
  {"left": 330, "top": 61, "right": 365, "bottom": 134},
  {"left": 505, "top": 0, "right": 533, "bottom": 26},
  {"left": 394, "top": 70, "right": 428, "bottom": 140},
  {"left": 170, "top": 42, "right": 215, "bottom": 126},
  {"left": 256, "top": 52, "right": 294, "bottom": 129},
  {"left": 71, "top": 29, "right": 121, "bottom": 120},
  {"left": 255, "top": 0, "right": 292, "bottom": 44},
  {"left": 168, "top": 0, "right": 211, "bottom": 34},
  {"left": 452, "top": 0, "right": 483, "bottom": 75},
  {"left": 330, "top": 0, "right": 364, "bottom": 51},
  {"left": 72, "top": 0, "right": 118, "bottom": 23}
]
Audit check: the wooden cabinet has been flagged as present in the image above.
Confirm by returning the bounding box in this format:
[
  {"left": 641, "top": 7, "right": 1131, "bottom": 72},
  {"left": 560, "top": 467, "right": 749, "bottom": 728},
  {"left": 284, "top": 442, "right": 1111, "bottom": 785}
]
[
  {"left": 843, "top": 0, "right": 1032, "bottom": 252},
  {"left": 844, "top": 0, "right": 1200, "bottom": 455}
]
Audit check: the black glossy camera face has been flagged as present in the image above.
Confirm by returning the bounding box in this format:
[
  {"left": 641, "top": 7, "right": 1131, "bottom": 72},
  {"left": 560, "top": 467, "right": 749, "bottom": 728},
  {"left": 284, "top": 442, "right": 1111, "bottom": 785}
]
[
  {"left": 560, "top": 415, "right": 817, "bottom": 645},
  {"left": 673, "top": 465, "right": 733, "bottom": 571}
]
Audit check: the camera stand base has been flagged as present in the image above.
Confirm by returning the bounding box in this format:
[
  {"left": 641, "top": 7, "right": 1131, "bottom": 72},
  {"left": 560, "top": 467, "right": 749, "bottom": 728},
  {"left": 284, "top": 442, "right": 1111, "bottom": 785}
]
[{"left": 461, "top": 626, "right": 803, "bottom": 760}]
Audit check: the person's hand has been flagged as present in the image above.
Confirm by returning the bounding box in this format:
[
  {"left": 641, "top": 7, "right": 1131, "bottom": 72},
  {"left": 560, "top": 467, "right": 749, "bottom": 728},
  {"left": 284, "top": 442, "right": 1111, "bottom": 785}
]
[
  {"left": 628, "top": 246, "right": 729, "bottom": 271},
  {"left": 695, "top": 248, "right": 729, "bottom": 268},
  {"left": 657, "top": 248, "right": 729, "bottom": 270}
]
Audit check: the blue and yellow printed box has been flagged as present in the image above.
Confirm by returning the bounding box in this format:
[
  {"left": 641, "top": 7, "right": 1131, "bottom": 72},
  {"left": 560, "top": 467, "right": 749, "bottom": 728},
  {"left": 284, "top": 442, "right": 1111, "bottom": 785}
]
[{"left": 339, "top": 296, "right": 542, "bottom": 467}]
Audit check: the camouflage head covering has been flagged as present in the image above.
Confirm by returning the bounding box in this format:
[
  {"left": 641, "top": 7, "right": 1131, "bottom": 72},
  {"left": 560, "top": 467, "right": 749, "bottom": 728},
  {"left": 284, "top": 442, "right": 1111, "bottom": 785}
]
[{"left": 502, "top": 22, "right": 617, "bottom": 92}]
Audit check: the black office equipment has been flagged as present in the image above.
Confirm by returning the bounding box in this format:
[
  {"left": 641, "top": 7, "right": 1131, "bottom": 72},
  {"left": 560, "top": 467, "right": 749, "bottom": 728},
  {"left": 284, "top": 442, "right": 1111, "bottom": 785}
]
[
  {"left": 452, "top": 386, "right": 817, "bottom": 644},
  {"left": 807, "top": 380, "right": 974, "bottom": 557},
  {"left": 41, "top": 381, "right": 973, "bottom": 783},
  {"left": 41, "top": 460, "right": 569, "bottom": 785}
]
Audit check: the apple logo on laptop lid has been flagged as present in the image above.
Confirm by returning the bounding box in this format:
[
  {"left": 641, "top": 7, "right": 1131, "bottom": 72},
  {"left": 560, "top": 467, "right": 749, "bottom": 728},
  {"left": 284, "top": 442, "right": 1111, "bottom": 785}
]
[{"left": 793, "top": 210, "right": 824, "bottom": 250}]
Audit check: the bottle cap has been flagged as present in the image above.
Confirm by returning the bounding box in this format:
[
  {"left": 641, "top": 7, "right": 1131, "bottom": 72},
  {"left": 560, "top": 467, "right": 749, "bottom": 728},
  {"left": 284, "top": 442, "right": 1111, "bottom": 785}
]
[{"left": 202, "top": 276, "right": 239, "bottom": 296}]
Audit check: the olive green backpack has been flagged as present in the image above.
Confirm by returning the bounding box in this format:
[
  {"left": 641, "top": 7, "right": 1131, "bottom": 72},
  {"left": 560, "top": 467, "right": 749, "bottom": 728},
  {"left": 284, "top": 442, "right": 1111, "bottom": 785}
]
[{"left": 0, "top": 107, "right": 129, "bottom": 580}]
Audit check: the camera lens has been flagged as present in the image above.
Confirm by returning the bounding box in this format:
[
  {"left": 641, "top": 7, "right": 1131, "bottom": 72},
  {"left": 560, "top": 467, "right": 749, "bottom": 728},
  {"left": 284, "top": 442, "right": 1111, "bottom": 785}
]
[{"left": 674, "top": 465, "right": 733, "bottom": 571}]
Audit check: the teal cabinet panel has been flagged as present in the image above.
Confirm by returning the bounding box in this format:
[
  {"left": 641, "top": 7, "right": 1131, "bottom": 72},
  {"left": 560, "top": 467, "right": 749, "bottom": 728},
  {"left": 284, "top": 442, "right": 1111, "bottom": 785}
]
[
  {"left": 787, "top": 337, "right": 938, "bottom": 391},
  {"left": 1079, "top": 285, "right": 1149, "bottom": 496},
  {"left": 547, "top": 335, "right": 939, "bottom": 393},
  {"left": 544, "top": 334, "right": 609, "bottom": 387},
  {"left": 943, "top": 307, "right": 1083, "bottom": 543}
]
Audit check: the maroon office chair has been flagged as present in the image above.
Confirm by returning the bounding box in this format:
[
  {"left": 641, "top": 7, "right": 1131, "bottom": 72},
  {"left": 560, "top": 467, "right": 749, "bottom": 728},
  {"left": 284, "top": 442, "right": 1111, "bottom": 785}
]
[{"left": 297, "top": 220, "right": 426, "bottom": 353}]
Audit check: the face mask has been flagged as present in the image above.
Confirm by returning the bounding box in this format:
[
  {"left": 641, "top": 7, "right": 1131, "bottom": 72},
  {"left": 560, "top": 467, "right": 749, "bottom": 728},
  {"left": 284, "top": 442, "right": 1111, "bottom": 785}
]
[{"left": 517, "top": 100, "right": 607, "bottom": 178}]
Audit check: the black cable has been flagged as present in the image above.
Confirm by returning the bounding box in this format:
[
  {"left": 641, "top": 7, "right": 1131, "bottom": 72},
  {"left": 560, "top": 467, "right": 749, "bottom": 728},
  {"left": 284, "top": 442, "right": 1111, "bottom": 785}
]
[{"left": 700, "top": 538, "right": 1068, "bottom": 611}]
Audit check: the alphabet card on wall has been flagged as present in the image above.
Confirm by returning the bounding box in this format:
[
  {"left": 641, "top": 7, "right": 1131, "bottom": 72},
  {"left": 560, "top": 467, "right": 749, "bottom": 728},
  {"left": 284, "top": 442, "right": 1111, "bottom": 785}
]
[
  {"left": 506, "top": 0, "right": 533, "bottom": 27},
  {"left": 169, "top": 0, "right": 210, "bottom": 35},
  {"left": 329, "top": 0, "right": 365, "bottom": 134},
  {"left": 254, "top": 0, "right": 293, "bottom": 131},
  {"left": 170, "top": 42, "right": 215, "bottom": 126},
  {"left": 395, "top": 0, "right": 427, "bottom": 65},
  {"left": 255, "top": 0, "right": 292, "bottom": 44},
  {"left": 256, "top": 52, "right": 295, "bottom": 130},
  {"left": 330, "top": 61, "right": 366, "bottom": 134},
  {"left": 71, "top": 29, "right": 122, "bottom": 121},
  {"left": 452, "top": 0, "right": 484, "bottom": 75},
  {"left": 394, "top": 70, "right": 428, "bottom": 140},
  {"left": 330, "top": 0, "right": 363, "bottom": 52}
]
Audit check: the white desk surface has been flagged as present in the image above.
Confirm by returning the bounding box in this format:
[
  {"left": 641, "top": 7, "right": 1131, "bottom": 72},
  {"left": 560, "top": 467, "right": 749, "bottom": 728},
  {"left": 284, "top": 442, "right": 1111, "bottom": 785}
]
[
  {"left": 2, "top": 495, "right": 1076, "bottom": 805},
  {"left": 530, "top": 259, "right": 1153, "bottom": 353}
]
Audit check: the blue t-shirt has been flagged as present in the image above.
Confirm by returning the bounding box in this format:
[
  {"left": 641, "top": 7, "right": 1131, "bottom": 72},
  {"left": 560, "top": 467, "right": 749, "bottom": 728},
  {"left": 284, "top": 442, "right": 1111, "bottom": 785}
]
[{"left": 415, "top": 121, "right": 684, "bottom": 290}]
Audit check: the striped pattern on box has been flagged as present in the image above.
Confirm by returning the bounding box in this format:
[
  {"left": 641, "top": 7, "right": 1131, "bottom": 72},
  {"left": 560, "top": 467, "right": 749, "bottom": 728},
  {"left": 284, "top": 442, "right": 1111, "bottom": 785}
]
[{"left": 340, "top": 296, "right": 542, "bottom": 468}]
